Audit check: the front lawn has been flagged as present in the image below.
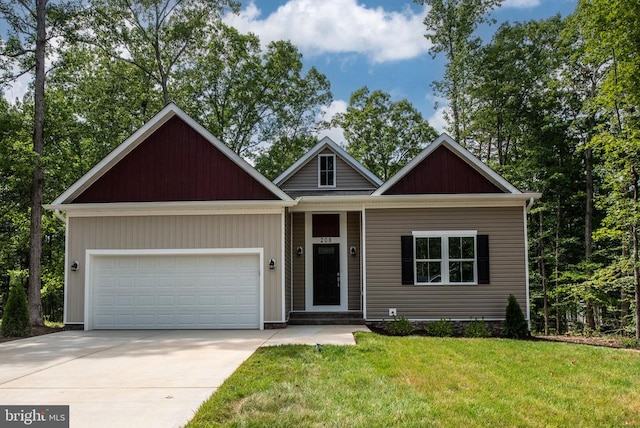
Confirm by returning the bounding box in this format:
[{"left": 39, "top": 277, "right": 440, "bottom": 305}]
[{"left": 188, "top": 333, "right": 640, "bottom": 427}]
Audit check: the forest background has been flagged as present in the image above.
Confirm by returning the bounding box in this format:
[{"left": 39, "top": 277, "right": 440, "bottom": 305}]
[{"left": 1, "top": 0, "right": 638, "bottom": 339}]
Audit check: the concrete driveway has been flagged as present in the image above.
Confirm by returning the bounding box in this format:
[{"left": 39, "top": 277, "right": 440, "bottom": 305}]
[{"left": 0, "top": 326, "right": 367, "bottom": 427}]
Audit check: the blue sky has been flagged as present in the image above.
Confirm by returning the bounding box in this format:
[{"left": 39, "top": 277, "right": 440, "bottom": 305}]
[
  {"left": 2, "top": 0, "right": 578, "bottom": 143},
  {"left": 222, "top": 0, "right": 578, "bottom": 142}
]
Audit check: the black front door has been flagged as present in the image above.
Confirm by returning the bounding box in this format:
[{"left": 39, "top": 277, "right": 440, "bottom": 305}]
[{"left": 313, "top": 244, "right": 340, "bottom": 305}]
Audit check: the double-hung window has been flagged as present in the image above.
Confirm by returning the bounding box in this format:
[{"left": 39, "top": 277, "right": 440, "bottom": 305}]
[
  {"left": 318, "top": 154, "right": 336, "bottom": 187},
  {"left": 408, "top": 231, "right": 484, "bottom": 285}
]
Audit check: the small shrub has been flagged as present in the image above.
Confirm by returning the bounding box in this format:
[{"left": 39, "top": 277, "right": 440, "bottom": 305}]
[
  {"left": 620, "top": 337, "right": 640, "bottom": 349},
  {"left": 1, "top": 271, "right": 30, "bottom": 337},
  {"left": 464, "top": 318, "right": 490, "bottom": 338},
  {"left": 384, "top": 316, "right": 414, "bottom": 336},
  {"left": 426, "top": 319, "right": 453, "bottom": 337},
  {"left": 503, "top": 294, "right": 529, "bottom": 339}
]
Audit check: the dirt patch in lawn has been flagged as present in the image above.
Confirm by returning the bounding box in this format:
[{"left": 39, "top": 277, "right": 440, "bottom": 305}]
[
  {"left": 536, "top": 335, "right": 639, "bottom": 351},
  {"left": 0, "top": 325, "right": 65, "bottom": 343}
]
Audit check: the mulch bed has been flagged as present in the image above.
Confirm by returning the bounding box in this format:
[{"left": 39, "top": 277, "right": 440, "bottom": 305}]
[
  {"left": 534, "top": 335, "right": 639, "bottom": 351},
  {"left": 0, "top": 325, "right": 65, "bottom": 344}
]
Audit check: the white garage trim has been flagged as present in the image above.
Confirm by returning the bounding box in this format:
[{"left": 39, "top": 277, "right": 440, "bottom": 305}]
[{"left": 84, "top": 248, "right": 264, "bottom": 331}]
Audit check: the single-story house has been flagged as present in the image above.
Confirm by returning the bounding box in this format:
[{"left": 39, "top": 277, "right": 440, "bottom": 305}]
[{"left": 46, "top": 103, "right": 540, "bottom": 330}]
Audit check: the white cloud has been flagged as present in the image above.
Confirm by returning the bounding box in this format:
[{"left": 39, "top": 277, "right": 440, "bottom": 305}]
[
  {"left": 424, "top": 93, "right": 449, "bottom": 134},
  {"left": 502, "top": 0, "right": 541, "bottom": 8},
  {"left": 316, "top": 99, "right": 347, "bottom": 144},
  {"left": 2, "top": 73, "right": 30, "bottom": 104},
  {"left": 224, "top": 0, "right": 430, "bottom": 63},
  {"left": 427, "top": 105, "right": 449, "bottom": 135}
]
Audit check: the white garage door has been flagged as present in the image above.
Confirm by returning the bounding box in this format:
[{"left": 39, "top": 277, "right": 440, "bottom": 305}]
[{"left": 90, "top": 252, "right": 260, "bottom": 329}]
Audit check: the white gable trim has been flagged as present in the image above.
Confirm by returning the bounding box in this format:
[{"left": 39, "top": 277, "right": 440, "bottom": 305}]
[
  {"left": 51, "top": 103, "right": 292, "bottom": 205},
  {"left": 274, "top": 136, "right": 383, "bottom": 187},
  {"left": 373, "top": 133, "right": 522, "bottom": 196}
]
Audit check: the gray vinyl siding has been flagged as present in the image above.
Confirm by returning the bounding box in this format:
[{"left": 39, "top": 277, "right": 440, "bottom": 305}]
[
  {"left": 347, "top": 212, "right": 361, "bottom": 311},
  {"left": 281, "top": 148, "right": 377, "bottom": 191},
  {"left": 365, "top": 207, "right": 527, "bottom": 320},
  {"left": 292, "top": 212, "right": 306, "bottom": 311},
  {"left": 66, "top": 213, "right": 283, "bottom": 323}
]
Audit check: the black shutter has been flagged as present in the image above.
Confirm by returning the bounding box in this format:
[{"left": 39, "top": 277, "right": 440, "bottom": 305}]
[
  {"left": 477, "top": 234, "right": 490, "bottom": 284},
  {"left": 401, "top": 235, "right": 414, "bottom": 285}
]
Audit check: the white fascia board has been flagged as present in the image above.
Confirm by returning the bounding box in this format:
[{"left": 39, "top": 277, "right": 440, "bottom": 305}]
[
  {"left": 287, "top": 192, "right": 541, "bottom": 212},
  {"left": 364, "top": 193, "right": 541, "bottom": 209},
  {"left": 374, "top": 133, "right": 522, "bottom": 195},
  {"left": 274, "top": 136, "right": 382, "bottom": 187},
  {"left": 51, "top": 103, "right": 292, "bottom": 205},
  {"left": 44, "top": 200, "right": 296, "bottom": 217}
]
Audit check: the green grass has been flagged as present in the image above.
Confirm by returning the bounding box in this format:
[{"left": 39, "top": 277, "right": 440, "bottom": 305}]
[{"left": 187, "top": 333, "right": 640, "bottom": 427}]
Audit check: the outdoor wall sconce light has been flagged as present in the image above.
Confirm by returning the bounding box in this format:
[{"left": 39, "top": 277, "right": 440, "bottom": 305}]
[
  {"left": 296, "top": 246, "right": 303, "bottom": 256},
  {"left": 269, "top": 259, "right": 276, "bottom": 269},
  {"left": 71, "top": 261, "right": 79, "bottom": 271},
  {"left": 349, "top": 246, "right": 357, "bottom": 256}
]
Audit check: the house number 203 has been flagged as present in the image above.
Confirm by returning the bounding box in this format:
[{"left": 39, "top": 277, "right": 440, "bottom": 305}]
[{"left": 320, "top": 237, "right": 332, "bottom": 243}]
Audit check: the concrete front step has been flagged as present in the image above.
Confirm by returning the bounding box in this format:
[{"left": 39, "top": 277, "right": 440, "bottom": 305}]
[{"left": 288, "top": 312, "right": 365, "bottom": 325}]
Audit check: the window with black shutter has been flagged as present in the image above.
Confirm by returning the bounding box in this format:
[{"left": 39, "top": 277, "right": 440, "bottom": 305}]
[{"left": 401, "top": 232, "right": 489, "bottom": 285}]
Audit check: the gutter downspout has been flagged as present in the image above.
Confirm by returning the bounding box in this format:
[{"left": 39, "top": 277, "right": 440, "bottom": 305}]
[
  {"left": 526, "top": 197, "right": 535, "bottom": 213},
  {"left": 54, "top": 209, "right": 67, "bottom": 224}
]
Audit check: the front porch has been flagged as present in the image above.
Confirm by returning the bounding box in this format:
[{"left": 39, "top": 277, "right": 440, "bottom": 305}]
[{"left": 286, "top": 210, "right": 363, "bottom": 321}]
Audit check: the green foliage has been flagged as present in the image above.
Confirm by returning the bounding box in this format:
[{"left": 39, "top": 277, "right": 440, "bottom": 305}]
[
  {"left": 464, "top": 318, "right": 490, "bottom": 337},
  {"left": 333, "top": 86, "right": 437, "bottom": 180},
  {"left": 1, "top": 270, "right": 30, "bottom": 337},
  {"left": 503, "top": 295, "right": 529, "bottom": 339},
  {"left": 620, "top": 337, "right": 640, "bottom": 349},
  {"left": 383, "top": 316, "right": 414, "bottom": 336},
  {"left": 415, "top": 0, "right": 502, "bottom": 143},
  {"left": 175, "top": 25, "right": 332, "bottom": 157},
  {"left": 425, "top": 319, "right": 453, "bottom": 337}
]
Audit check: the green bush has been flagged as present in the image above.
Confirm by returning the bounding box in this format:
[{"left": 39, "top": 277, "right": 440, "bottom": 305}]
[
  {"left": 620, "top": 337, "right": 640, "bottom": 349},
  {"left": 384, "top": 316, "right": 414, "bottom": 336},
  {"left": 503, "top": 294, "right": 529, "bottom": 339},
  {"left": 464, "top": 318, "right": 490, "bottom": 338},
  {"left": 1, "top": 270, "right": 30, "bottom": 337},
  {"left": 426, "top": 319, "right": 453, "bottom": 337}
]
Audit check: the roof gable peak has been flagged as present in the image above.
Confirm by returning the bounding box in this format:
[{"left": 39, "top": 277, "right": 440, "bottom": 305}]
[
  {"left": 51, "top": 103, "right": 291, "bottom": 205},
  {"left": 374, "top": 133, "right": 522, "bottom": 195},
  {"left": 274, "top": 136, "right": 382, "bottom": 187}
]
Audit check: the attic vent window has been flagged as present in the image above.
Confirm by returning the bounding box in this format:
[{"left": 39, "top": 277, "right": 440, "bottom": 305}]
[{"left": 318, "top": 154, "right": 336, "bottom": 187}]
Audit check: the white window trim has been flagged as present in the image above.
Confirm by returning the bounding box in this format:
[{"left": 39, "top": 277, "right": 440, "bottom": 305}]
[
  {"left": 318, "top": 154, "right": 336, "bottom": 188},
  {"left": 412, "top": 230, "right": 477, "bottom": 285}
]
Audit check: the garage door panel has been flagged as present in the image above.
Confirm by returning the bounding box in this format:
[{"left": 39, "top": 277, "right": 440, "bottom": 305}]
[{"left": 91, "top": 253, "right": 260, "bottom": 329}]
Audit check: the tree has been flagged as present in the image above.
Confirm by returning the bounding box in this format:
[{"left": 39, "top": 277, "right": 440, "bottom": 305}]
[
  {"left": 1, "top": 271, "right": 30, "bottom": 337},
  {"left": 84, "top": 0, "right": 238, "bottom": 105},
  {"left": 503, "top": 294, "right": 529, "bottom": 338},
  {"left": 333, "top": 87, "right": 437, "bottom": 181},
  {"left": 415, "top": 0, "right": 501, "bottom": 145},
  {"left": 254, "top": 135, "right": 318, "bottom": 181},
  {"left": 576, "top": 0, "right": 640, "bottom": 339},
  {"left": 175, "top": 25, "right": 332, "bottom": 157},
  {"left": 1, "top": 0, "right": 79, "bottom": 326}
]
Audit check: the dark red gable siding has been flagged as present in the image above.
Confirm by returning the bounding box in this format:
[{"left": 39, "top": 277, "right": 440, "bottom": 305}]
[
  {"left": 384, "top": 145, "right": 504, "bottom": 194},
  {"left": 73, "top": 116, "right": 279, "bottom": 203}
]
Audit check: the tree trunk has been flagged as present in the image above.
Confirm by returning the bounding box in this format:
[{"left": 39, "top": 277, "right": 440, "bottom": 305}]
[
  {"left": 585, "top": 147, "right": 596, "bottom": 330},
  {"left": 555, "top": 198, "right": 562, "bottom": 333},
  {"left": 632, "top": 167, "right": 639, "bottom": 340},
  {"left": 538, "top": 210, "right": 549, "bottom": 335},
  {"left": 28, "top": 0, "right": 47, "bottom": 327}
]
